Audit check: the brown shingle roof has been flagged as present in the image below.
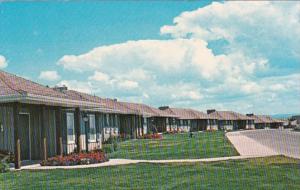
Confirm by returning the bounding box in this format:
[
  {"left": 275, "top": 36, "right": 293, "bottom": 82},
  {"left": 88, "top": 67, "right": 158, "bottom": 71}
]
[
  {"left": 249, "top": 115, "right": 274, "bottom": 124},
  {"left": 118, "top": 102, "right": 176, "bottom": 117},
  {"left": 0, "top": 70, "right": 66, "bottom": 98},
  {"left": 160, "top": 107, "right": 216, "bottom": 120},
  {"left": 59, "top": 90, "right": 137, "bottom": 114},
  {"left": 0, "top": 70, "right": 132, "bottom": 112},
  {"left": 248, "top": 114, "right": 285, "bottom": 124},
  {"left": 208, "top": 111, "right": 252, "bottom": 120}
]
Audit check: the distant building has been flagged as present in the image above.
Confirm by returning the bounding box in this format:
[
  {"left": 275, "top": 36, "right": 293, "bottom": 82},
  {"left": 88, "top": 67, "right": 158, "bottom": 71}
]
[
  {"left": 208, "top": 110, "right": 255, "bottom": 130},
  {"left": 246, "top": 114, "right": 285, "bottom": 129},
  {"left": 289, "top": 115, "right": 300, "bottom": 128},
  {"left": 159, "top": 107, "right": 218, "bottom": 132}
]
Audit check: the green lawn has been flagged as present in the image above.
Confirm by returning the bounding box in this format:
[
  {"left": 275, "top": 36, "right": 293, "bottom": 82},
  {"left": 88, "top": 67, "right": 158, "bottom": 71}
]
[
  {"left": 1, "top": 156, "right": 299, "bottom": 189},
  {"left": 108, "top": 131, "right": 238, "bottom": 159}
]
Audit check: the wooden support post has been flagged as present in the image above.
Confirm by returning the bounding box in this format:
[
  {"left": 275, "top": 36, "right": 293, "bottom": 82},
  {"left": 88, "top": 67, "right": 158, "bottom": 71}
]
[
  {"left": 41, "top": 106, "right": 48, "bottom": 161},
  {"left": 55, "top": 107, "right": 63, "bottom": 156},
  {"left": 141, "top": 117, "right": 144, "bottom": 136},
  {"left": 43, "top": 137, "right": 47, "bottom": 161},
  {"left": 15, "top": 139, "right": 21, "bottom": 169},
  {"left": 85, "top": 118, "right": 89, "bottom": 153},
  {"left": 74, "top": 107, "right": 82, "bottom": 153},
  {"left": 138, "top": 116, "right": 142, "bottom": 137},
  {"left": 13, "top": 103, "right": 21, "bottom": 169},
  {"left": 59, "top": 137, "right": 63, "bottom": 156},
  {"left": 134, "top": 115, "right": 137, "bottom": 139}
]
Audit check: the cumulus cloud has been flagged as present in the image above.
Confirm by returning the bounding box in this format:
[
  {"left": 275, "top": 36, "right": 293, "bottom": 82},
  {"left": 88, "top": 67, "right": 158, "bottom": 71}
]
[
  {"left": 118, "top": 80, "right": 139, "bottom": 90},
  {"left": 57, "top": 80, "right": 93, "bottom": 94},
  {"left": 161, "top": 1, "right": 300, "bottom": 67},
  {"left": 0, "top": 55, "right": 8, "bottom": 69},
  {"left": 39, "top": 70, "right": 61, "bottom": 81},
  {"left": 88, "top": 71, "right": 110, "bottom": 83},
  {"left": 57, "top": 1, "right": 300, "bottom": 114}
]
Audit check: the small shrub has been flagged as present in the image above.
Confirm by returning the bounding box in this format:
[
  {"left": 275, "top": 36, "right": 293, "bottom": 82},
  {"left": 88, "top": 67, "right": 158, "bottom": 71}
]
[
  {"left": 294, "top": 126, "right": 300, "bottom": 132},
  {"left": 0, "top": 150, "right": 14, "bottom": 163},
  {"left": 103, "top": 136, "right": 119, "bottom": 144},
  {"left": 103, "top": 144, "right": 116, "bottom": 153},
  {"left": 0, "top": 161, "right": 10, "bottom": 173}
]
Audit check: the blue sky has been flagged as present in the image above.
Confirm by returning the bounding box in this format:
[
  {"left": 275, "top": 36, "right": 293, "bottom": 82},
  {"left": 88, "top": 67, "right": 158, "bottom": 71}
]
[{"left": 0, "top": 1, "right": 299, "bottom": 114}]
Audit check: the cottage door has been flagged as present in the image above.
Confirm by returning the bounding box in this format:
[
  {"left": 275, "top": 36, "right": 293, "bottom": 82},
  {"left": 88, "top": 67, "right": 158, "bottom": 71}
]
[{"left": 19, "top": 114, "right": 30, "bottom": 160}]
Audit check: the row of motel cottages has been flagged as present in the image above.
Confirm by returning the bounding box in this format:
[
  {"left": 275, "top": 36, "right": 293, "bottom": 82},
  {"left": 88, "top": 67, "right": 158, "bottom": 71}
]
[{"left": 0, "top": 70, "right": 285, "bottom": 168}]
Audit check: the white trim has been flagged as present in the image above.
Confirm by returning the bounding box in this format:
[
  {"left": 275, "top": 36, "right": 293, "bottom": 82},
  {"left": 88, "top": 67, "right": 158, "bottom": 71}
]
[
  {"left": 19, "top": 112, "right": 31, "bottom": 160},
  {"left": 0, "top": 94, "right": 120, "bottom": 112}
]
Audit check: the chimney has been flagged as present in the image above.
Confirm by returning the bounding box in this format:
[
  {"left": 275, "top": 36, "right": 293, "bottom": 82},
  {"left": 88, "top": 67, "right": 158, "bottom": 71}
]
[
  {"left": 246, "top": 113, "right": 254, "bottom": 117},
  {"left": 207, "top": 109, "right": 216, "bottom": 114},
  {"left": 159, "top": 106, "right": 170, "bottom": 110},
  {"left": 53, "top": 85, "right": 68, "bottom": 92}
]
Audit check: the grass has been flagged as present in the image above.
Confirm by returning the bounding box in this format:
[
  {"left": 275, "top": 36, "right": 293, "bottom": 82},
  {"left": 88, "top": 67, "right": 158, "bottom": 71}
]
[
  {"left": 0, "top": 156, "right": 299, "bottom": 189},
  {"left": 108, "top": 131, "right": 239, "bottom": 159}
]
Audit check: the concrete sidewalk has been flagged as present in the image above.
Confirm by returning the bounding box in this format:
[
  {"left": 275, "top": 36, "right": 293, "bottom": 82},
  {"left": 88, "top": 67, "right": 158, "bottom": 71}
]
[
  {"left": 226, "top": 131, "right": 279, "bottom": 156},
  {"left": 18, "top": 155, "right": 263, "bottom": 171}
]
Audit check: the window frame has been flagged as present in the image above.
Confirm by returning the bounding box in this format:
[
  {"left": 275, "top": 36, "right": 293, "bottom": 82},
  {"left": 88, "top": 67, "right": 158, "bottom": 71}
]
[
  {"left": 66, "top": 112, "right": 75, "bottom": 144},
  {"left": 89, "top": 114, "right": 97, "bottom": 143}
]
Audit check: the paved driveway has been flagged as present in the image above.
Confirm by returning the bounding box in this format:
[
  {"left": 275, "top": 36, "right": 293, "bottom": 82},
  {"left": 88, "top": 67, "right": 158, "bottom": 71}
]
[{"left": 227, "top": 130, "right": 300, "bottom": 159}]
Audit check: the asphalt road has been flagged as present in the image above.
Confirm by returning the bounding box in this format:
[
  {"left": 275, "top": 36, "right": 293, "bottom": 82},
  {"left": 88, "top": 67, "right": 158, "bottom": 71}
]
[{"left": 240, "top": 129, "right": 300, "bottom": 159}]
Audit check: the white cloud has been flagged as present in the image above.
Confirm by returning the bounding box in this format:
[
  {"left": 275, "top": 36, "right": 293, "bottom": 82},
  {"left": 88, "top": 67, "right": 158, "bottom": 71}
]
[
  {"left": 118, "top": 80, "right": 139, "bottom": 90},
  {"left": 39, "top": 70, "right": 61, "bottom": 81},
  {"left": 58, "top": 39, "right": 266, "bottom": 83},
  {"left": 57, "top": 80, "right": 93, "bottom": 94},
  {"left": 161, "top": 1, "right": 300, "bottom": 60},
  {"left": 56, "top": 2, "right": 300, "bottom": 114},
  {"left": 88, "top": 71, "right": 110, "bottom": 83},
  {"left": 0, "top": 55, "right": 8, "bottom": 69}
]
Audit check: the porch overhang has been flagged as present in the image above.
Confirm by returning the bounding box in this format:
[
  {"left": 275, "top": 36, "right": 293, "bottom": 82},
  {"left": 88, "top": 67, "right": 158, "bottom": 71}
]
[{"left": 0, "top": 93, "right": 108, "bottom": 109}]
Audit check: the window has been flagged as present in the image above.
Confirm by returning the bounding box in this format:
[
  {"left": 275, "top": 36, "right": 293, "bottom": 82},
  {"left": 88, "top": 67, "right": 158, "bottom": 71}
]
[
  {"left": 89, "top": 114, "right": 96, "bottom": 142},
  {"left": 106, "top": 114, "right": 110, "bottom": 126},
  {"left": 110, "top": 114, "right": 115, "bottom": 127},
  {"left": 115, "top": 115, "right": 118, "bottom": 127},
  {"left": 67, "top": 113, "right": 75, "bottom": 143}
]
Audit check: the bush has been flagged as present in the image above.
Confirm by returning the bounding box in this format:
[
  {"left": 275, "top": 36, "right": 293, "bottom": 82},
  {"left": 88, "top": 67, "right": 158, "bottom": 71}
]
[
  {"left": 102, "top": 144, "right": 118, "bottom": 154},
  {"left": 0, "top": 161, "right": 10, "bottom": 173},
  {"left": 102, "top": 145, "right": 114, "bottom": 154},
  {"left": 294, "top": 126, "right": 300, "bottom": 132},
  {"left": 0, "top": 150, "right": 14, "bottom": 163},
  {"left": 103, "top": 136, "right": 118, "bottom": 144},
  {"left": 40, "top": 150, "right": 108, "bottom": 166}
]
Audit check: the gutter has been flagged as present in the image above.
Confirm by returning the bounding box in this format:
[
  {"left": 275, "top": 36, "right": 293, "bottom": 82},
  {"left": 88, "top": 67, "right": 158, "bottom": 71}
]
[{"left": 0, "top": 94, "right": 118, "bottom": 111}]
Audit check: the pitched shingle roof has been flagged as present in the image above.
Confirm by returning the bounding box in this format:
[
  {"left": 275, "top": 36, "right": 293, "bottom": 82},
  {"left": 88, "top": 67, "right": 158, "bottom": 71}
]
[
  {"left": 247, "top": 114, "right": 285, "bottom": 124},
  {"left": 119, "top": 102, "right": 176, "bottom": 117},
  {"left": 160, "top": 107, "right": 216, "bottom": 120},
  {"left": 208, "top": 111, "right": 252, "bottom": 120},
  {"left": 0, "top": 70, "right": 125, "bottom": 111},
  {"left": 58, "top": 89, "right": 137, "bottom": 114},
  {"left": 0, "top": 70, "right": 66, "bottom": 98}
]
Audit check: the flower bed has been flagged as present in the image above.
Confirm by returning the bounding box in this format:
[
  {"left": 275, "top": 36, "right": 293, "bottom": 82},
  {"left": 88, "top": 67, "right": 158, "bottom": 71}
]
[
  {"left": 164, "top": 130, "right": 179, "bottom": 135},
  {"left": 40, "top": 150, "right": 109, "bottom": 166},
  {"left": 138, "top": 133, "right": 163, "bottom": 139}
]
